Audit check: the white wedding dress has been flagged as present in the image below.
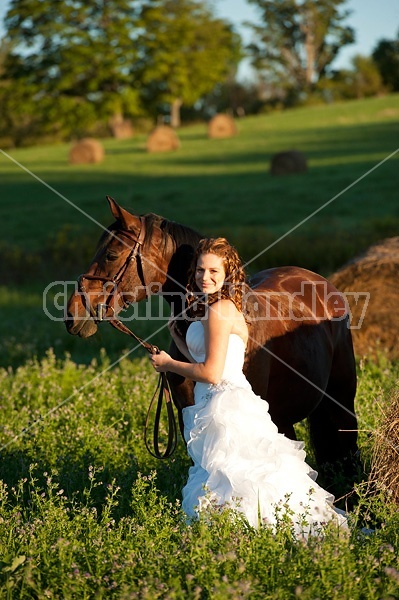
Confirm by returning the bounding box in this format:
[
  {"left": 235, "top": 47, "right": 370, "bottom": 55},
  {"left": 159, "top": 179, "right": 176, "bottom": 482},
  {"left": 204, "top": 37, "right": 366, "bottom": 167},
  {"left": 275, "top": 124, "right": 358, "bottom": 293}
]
[{"left": 181, "top": 321, "right": 348, "bottom": 537}]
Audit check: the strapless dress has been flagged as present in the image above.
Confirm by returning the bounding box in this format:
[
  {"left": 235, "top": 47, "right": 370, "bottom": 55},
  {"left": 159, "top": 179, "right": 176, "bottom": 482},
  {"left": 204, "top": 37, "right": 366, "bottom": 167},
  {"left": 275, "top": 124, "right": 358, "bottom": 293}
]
[{"left": 181, "top": 320, "right": 347, "bottom": 537}]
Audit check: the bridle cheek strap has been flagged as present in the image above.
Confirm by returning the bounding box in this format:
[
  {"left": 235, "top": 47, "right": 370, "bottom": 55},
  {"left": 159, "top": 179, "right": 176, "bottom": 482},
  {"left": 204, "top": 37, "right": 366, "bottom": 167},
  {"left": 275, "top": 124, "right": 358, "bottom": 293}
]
[{"left": 78, "top": 218, "right": 147, "bottom": 321}]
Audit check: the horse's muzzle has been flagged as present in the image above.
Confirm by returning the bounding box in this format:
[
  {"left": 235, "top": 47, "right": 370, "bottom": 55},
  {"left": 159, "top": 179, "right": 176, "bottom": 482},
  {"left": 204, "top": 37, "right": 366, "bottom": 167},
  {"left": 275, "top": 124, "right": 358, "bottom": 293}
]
[{"left": 64, "top": 312, "right": 98, "bottom": 338}]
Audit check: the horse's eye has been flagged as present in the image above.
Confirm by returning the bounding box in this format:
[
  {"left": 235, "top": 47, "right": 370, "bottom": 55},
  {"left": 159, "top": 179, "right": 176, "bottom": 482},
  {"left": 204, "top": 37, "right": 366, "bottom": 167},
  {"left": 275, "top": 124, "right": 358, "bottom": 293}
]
[{"left": 105, "top": 252, "right": 118, "bottom": 262}]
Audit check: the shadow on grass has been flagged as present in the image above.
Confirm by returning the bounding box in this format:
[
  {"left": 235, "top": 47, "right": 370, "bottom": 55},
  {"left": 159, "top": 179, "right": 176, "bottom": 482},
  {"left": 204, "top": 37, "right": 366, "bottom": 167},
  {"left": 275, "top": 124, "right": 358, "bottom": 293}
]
[{"left": 0, "top": 444, "right": 188, "bottom": 520}]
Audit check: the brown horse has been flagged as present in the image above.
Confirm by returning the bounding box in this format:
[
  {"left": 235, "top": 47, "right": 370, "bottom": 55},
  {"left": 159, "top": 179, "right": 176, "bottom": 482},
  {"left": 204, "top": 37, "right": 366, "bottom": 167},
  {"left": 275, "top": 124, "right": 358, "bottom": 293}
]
[{"left": 65, "top": 197, "right": 360, "bottom": 496}]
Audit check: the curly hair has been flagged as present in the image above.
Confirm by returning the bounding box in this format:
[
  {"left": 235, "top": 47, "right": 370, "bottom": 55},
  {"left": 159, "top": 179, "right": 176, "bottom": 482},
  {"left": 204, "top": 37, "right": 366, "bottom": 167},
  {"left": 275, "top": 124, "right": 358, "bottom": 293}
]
[{"left": 186, "top": 238, "right": 247, "bottom": 317}]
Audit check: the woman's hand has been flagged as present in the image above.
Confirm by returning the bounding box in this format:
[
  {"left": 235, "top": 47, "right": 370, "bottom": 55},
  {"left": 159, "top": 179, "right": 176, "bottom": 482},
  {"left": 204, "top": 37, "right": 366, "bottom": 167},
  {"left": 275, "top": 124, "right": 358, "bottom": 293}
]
[{"left": 149, "top": 350, "right": 172, "bottom": 373}]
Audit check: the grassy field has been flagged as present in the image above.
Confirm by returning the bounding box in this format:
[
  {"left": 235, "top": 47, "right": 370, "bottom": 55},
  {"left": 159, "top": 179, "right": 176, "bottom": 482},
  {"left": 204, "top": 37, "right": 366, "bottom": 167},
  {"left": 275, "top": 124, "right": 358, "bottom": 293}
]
[
  {"left": 1, "top": 93, "right": 399, "bottom": 367},
  {"left": 1, "top": 94, "right": 399, "bottom": 252},
  {"left": 1, "top": 95, "right": 399, "bottom": 597},
  {"left": 0, "top": 352, "right": 399, "bottom": 598}
]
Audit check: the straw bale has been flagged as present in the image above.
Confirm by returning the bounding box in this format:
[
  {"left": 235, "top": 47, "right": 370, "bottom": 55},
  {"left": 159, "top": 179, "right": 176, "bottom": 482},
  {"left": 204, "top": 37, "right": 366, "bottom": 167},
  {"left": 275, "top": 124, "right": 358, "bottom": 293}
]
[
  {"left": 270, "top": 150, "right": 307, "bottom": 175},
  {"left": 146, "top": 126, "right": 180, "bottom": 153},
  {"left": 207, "top": 114, "right": 237, "bottom": 139},
  {"left": 69, "top": 138, "right": 104, "bottom": 164},
  {"left": 369, "top": 387, "right": 399, "bottom": 506},
  {"left": 329, "top": 237, "right": 399, "bottom": 360}
]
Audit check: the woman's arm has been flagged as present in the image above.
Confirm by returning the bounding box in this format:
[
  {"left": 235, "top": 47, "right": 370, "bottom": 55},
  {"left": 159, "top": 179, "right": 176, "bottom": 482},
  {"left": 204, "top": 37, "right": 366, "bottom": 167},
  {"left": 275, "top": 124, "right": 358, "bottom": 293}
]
[{"left": 150, "top": 300, "right": 236, "bottom": 384}]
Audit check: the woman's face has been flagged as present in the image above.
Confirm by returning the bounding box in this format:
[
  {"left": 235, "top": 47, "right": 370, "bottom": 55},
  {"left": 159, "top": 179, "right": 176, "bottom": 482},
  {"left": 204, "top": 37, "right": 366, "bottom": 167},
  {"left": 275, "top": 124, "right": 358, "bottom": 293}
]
[{"left": 195, "top": 253, "right": 226, "bottom": 294}]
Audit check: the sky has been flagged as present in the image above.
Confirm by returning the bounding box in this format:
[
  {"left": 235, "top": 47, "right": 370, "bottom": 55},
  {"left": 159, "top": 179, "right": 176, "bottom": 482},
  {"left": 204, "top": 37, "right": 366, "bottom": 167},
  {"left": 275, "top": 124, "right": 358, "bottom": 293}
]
[{"left": 1, "top": 0, "right": 398, "bottom": 81}]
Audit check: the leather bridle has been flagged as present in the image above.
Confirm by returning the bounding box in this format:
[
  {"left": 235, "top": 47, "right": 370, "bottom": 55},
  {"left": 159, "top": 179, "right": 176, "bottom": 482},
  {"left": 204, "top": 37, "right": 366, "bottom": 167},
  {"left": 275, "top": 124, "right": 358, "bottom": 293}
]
[
  {"left": 77, "top": 216, "right": 177, "bottom": 459},
  {"left": 78, "top": 218, "right": 147, "bottom": 328}
]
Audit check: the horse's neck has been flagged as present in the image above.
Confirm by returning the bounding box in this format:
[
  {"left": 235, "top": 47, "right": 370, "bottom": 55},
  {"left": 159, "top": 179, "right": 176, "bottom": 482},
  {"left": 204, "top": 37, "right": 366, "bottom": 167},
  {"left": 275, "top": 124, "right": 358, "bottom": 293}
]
[
  {"left": 160, "top": 225, "right": 201, "bottom": 308},
  {"left": 162, "top": 246, "right": 190, "bottom": 306}
]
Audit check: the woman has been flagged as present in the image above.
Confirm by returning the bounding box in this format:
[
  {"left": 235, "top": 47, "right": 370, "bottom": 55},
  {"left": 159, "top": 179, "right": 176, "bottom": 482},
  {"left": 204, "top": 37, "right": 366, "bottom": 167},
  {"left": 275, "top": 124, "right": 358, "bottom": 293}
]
[{"left": 150, "top": 238, "right": 347, "bottom": 536}]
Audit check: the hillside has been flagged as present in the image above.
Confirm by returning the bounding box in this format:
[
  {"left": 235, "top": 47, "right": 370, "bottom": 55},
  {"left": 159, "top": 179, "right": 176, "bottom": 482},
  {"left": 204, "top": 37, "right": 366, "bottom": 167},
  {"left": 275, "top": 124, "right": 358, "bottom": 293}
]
[
  {"left": 0, "top": 94, "right": 398, "bottom": 365},
  {"left": 1, "top": 94, "right": 398, "bottom": 258}
]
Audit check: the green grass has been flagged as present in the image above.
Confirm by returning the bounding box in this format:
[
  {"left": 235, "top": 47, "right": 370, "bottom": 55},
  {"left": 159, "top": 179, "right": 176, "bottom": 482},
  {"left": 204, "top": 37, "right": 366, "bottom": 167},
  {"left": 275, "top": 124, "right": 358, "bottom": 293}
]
[
  {"left": 1, "top": 94, "right": 399, "bottom": 367},
  {"left": 1, "top": 94, "right": 398, "bottom": 252},
  {"left": 1, "top": 96, "right": 399, "bottom": 596},
  {"left": 0, "top": 351, "right": 399, "bottom": 598}
]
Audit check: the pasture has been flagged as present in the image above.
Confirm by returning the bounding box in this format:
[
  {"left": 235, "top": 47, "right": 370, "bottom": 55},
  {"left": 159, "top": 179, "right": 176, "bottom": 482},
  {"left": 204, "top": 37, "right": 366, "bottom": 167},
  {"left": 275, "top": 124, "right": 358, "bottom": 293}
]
[
  {"left": 1, "top": 94, "right": 399, "bottom": 367},
  {"left": 1, "top": 94, "right": 399, "bottom": 597}
]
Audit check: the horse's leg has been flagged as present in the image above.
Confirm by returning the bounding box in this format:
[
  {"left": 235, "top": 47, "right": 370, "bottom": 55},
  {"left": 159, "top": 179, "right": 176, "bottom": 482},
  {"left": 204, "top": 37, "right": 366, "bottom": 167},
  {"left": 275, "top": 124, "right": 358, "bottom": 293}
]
[
  {"left": 308, "top": 336, "right": 361, "bottom": 501},
  {"left": 167, "top": 375, "right": 194, "bottom": 441},
  {"left": 167, "top": 342, "right": 195, "bottom": 440}
]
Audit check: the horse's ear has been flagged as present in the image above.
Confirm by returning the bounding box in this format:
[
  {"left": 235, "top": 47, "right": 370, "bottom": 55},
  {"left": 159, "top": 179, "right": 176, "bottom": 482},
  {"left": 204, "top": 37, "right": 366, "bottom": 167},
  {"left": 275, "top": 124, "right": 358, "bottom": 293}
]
[{"left": 106, "top": 196, "right": 139, "bottom": 230}]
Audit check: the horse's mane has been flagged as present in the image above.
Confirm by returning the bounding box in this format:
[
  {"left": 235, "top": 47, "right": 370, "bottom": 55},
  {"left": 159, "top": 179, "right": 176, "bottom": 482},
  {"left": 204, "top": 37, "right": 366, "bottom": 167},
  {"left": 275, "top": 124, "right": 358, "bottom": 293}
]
[
  {"left": 143, "top": 214, "right": 203, "bottom": 292},
  {"left": 143, "top": 213, "right": 203, "bottom": 253}
]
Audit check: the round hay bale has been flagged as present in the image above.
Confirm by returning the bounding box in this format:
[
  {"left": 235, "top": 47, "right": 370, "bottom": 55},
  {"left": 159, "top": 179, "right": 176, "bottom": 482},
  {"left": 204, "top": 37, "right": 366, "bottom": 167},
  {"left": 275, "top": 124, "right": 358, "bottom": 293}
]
[
  {"left": 146, "top": 126, "right": 180, "bottom": 153},
  {"left": 207, "top": 114, "right": 237, "bottom": 139},
  {"left": 329, "top": 237, "right": 399, "bottom": 360},
  {"left": 270, "top": 150, "right": 307, "bottom": 175},
  {"left": 69, "top": 138, "right": 104, "bottom": 165},
  {"left": 110, "top": 119, "right": 134, "bottom": 139},
  {"left": 369, "top": 387, "right": 399, "bottom": 505}
]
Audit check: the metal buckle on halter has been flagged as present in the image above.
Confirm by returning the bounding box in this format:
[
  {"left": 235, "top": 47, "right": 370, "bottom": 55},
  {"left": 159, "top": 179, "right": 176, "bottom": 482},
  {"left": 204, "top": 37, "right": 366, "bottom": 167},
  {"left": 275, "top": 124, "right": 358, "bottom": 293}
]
[{"left": 97, "top": 303, "right": 108, "bottom": 321}]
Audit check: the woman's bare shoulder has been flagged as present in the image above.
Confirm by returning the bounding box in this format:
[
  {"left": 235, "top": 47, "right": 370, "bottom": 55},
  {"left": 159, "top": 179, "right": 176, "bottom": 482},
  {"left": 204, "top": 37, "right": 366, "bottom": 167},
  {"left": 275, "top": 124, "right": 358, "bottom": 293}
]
[{"left": 207, "top": 299, "right": 241, "bottom": 322}]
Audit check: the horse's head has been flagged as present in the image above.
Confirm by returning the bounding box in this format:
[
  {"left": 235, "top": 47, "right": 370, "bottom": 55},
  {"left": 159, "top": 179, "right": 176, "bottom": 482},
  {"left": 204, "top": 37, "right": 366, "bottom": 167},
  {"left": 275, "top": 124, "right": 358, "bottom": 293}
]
[{"left": 65, "top": 196, "right": 172, "bottom": 338}]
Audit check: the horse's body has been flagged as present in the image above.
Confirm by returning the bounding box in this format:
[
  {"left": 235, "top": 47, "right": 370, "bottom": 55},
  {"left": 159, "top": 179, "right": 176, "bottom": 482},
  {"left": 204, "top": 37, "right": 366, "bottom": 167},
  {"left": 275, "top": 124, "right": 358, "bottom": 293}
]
[{"left": 65, "top": 198, "right": 360, "bottom": 494}]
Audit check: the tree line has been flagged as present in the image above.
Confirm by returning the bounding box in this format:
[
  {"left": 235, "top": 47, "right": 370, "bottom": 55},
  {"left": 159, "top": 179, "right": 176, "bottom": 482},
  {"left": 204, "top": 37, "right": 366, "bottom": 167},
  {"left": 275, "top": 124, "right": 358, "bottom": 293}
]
[{"left": 0, "top": 0, "right": 398, "bottom": 147}]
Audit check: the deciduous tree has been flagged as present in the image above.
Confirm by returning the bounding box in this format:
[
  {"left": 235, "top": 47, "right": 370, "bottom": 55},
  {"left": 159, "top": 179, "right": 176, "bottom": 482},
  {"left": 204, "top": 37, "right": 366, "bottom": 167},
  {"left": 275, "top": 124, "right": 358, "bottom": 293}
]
[
  {"left": 135, "top": 0, "right": 242, "bottom": 127},
  {"left": 2, "top": 0, "right": 142, "bottom": 138},
  {"left": 372, "top": 33, "right": 399, "bottom": 92},
  {"left": 247, "top": 0, "right": 354, "bottom": 102},
  {"left": 319, "top": 55, "right": 383, "bottom": 101}
]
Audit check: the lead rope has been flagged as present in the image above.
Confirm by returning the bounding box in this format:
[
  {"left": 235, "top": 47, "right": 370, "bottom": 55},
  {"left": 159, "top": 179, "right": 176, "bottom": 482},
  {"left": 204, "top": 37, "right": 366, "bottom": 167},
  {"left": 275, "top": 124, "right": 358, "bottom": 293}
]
[{"left": 109, "top": 318, "right": 178, "bottom": 459}]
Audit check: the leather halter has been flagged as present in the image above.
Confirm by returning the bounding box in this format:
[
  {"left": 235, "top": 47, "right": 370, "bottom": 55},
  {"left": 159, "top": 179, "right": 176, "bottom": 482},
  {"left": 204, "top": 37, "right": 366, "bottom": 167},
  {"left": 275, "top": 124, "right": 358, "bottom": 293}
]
[
  {"left": 77, "top": 216, "right": 177, "bottom": 459},
  {"left": 78, "top": 218, "right": 146, "bottom": 324}
]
